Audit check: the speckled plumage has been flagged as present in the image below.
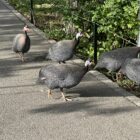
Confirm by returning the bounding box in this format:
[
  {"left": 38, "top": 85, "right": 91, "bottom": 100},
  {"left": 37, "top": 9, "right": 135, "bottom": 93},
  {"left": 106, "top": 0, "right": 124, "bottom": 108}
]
[
  {"left": 120, "top": 58, "right": 140, "bottom": 84},
  {"left": 46, "top": 36, "right": 81, "bottom": 63},
  {"left": 38, "top": 63, "right": 88, "bottom": 90},
  {"left": 95, "top": 47, "right": 140, "bottom": 72}
]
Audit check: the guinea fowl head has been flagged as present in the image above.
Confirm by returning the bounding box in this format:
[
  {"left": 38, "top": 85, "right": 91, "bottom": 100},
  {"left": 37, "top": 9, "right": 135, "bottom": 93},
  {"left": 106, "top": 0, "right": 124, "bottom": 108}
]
[
  {"left": 85, "top": 59, "right": 92, "bottom": 67},
  {"left": 76, "top": 32, "right": 83, "bottom": 40},
  {"left": 23, "top": 25, "right": 30, "bottom": 33},
  {"left": 85, "top": 59, "right": 92, "bottom": 71}
]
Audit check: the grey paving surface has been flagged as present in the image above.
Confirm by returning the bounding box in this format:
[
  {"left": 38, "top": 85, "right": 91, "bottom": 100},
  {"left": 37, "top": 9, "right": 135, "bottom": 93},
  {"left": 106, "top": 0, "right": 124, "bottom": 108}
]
[{"left": 0, "top": 0, "right": 140, "bottom": 140}]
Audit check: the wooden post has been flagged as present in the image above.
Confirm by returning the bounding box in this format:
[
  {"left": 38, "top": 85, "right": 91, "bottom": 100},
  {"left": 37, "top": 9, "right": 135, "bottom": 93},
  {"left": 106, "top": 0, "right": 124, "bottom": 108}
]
[
  {"left": 137, "top": 0, "right": 140, "bottom": 47},
  {"left": 30, "top": 0, "right": 34, "bottom": 24},
  {"left": 93, "top": 23, "right": 98, "bottom": 64}
]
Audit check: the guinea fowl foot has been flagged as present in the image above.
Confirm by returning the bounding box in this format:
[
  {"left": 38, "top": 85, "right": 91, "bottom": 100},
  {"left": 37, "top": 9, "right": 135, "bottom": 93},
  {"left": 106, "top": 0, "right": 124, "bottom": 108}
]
[
  {"left": 116, "top": 72, "right": 123, "bottom": 82},
  {"left": 18, "top": 53, "right": 25, "bottom": 62},
  {"left": 61, "top": 96, "right": 73, "bottom": 101},
  {"left": 48, "top": 89, "right": 53, "bottom": 99},
  {"left": 59, "top": 61, "right": 66, "bottom": 64},
  {"left": 65, "top": 97, "right": 73, "bottom": 101},
  {"left": 60, "top": 89, "right": 72, "bottom": 101},
  {"left": 21, "top": 57, "right": 25, "bottom": 62}
]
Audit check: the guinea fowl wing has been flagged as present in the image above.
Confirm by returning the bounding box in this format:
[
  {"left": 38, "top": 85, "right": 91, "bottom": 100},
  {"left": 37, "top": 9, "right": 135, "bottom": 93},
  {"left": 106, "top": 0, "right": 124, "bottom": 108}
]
[
  {"left": 40, "top": 65, "right": 67, "bottom": 81},
  {"left": 18, "top": 35, "right": 26, "bottom": 47},
  {"left": 48, "top": 40, "right": 74, "bottom": 61},
  {"left": 50, "top": 40, "right": 74, "bottom": 53},
  {"left": 13, "top": 34, "right": 26, "bottom": 52}
]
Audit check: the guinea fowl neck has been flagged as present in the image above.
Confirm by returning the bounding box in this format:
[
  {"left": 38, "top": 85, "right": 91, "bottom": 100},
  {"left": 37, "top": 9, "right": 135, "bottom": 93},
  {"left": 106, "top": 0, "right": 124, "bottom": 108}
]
[
  {"left": 82, "top": 66, "right": 89, "bottom": 75},
  {"left": 24, "top": 31, "right": 28, "bottom": 36},
  {"left": 85, "top": 66, "right": 90, "bottom": 72},
  {"left": 73, "top": 37, "right": 80, "bottom": 48}
]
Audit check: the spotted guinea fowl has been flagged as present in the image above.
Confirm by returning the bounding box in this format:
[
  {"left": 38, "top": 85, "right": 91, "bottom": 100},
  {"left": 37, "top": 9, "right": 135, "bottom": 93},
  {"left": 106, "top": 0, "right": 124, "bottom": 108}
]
[
  {"left": 38, "top": 59, "right": 91, "bottom": 101},
  {"left": 94, "top": 47, "right": 140, "bottom": 72},
  {"left": 12, "top": 25, "right": 30, "bottom": 62},
  {"left": 46, "top": 32, "right": 83, "bottom": 63},
  {"left": 120, "top": 58, "right": 140, "bottom": 85}
]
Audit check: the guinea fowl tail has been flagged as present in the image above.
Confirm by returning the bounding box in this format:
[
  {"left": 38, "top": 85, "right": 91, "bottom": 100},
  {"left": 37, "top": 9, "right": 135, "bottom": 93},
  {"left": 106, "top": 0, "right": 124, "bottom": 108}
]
[{"left": 36, "top": 77, "right": 46, "bottom": 85}]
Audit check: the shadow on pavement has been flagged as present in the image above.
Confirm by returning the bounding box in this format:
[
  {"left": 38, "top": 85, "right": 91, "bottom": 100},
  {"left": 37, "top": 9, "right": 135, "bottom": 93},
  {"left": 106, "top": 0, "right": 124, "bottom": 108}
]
[{"left": 29, "top": 100, "right": 137, "bottom": 116}]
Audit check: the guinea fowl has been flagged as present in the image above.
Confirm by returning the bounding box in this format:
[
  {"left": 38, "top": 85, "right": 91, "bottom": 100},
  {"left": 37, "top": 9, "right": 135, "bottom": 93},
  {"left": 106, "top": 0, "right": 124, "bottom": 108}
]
[
  {"left": 46, "top": 32, "right": 83, "bottom": 63},
  {"left": 94, "top": 47, "right": 140, "bottom": 80},
  {"left": 120, "top": 58, "right": 140, "bottom": 85},
  {"left": 38, "top": 59, "right": 91, "bottom": 101},
  {"left": 12, "top": 25, "right": 30, "bottom": 62}
]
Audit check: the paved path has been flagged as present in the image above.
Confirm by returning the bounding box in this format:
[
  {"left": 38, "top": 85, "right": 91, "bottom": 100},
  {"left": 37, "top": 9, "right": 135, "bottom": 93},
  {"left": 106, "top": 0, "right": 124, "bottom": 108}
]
[{"left": 0, "top": 0, "right": 140, "bottom": 140}]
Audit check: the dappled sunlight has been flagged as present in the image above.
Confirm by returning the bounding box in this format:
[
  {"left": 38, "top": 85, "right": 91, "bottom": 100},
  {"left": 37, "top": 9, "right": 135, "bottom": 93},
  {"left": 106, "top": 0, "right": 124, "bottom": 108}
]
[
  {"left": 0, "top": 23, "right": 23, "bottom": 28},
  {"left": 35, "top": 3, "right": 54, "bottom": 9}
]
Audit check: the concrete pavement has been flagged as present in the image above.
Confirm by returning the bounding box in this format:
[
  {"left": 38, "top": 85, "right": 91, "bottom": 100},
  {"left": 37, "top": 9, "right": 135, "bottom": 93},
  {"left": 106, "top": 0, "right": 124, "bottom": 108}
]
[{"left": 0, "top": 0, "right": 140, "bottom": 140}]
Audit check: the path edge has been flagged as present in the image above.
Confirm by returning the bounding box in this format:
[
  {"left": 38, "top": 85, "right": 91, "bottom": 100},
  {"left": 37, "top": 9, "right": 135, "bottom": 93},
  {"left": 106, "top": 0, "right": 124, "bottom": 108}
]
[{"left": 89, "top": 70, "right": 140, "bottom": 107}]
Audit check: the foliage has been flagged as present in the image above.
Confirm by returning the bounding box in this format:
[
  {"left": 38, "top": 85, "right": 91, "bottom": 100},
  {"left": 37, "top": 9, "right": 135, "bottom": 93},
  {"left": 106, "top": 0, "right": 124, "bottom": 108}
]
[
  {"left": 92, "top": 0, "right": 139, "bottom": 53},
  {"left": 44, "top": 28, "right": 66, "bottom": 41},
  {"left": 117, "top": 76, "right": 140, "bottom": 97}
]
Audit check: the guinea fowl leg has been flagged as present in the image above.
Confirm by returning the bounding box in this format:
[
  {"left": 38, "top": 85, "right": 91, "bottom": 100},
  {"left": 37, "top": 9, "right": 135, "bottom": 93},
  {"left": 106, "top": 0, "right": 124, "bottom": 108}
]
[
  {"left": 60, "top": 88, "right": 72, "bottom": 101},
  {"left": 116, "top": 72, "right": 123, "bottom": 82},
  {"left": 48, "top": 89, "right": 53, "bottom": 98},
  {"left": 107, "top": 71, "right": 116, "bottom": 81},
  {"left": 59, "top": 61, "right": 65, "bottom": 64},
  {"left": 18, "top": 52, "right": 24, "bottom": 62}
]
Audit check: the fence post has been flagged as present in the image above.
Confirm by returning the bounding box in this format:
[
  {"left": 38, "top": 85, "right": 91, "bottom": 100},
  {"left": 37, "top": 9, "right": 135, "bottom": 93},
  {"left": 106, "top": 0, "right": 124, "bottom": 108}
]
[
  {"left": 30, "top": 0, "right": 34, "bottom": 24},
  {"left": 137, "top": 0, "right": 140, "bottom": 46},
  {"left": 93, "top": 22, "right": 98, "bottom": 64}
]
